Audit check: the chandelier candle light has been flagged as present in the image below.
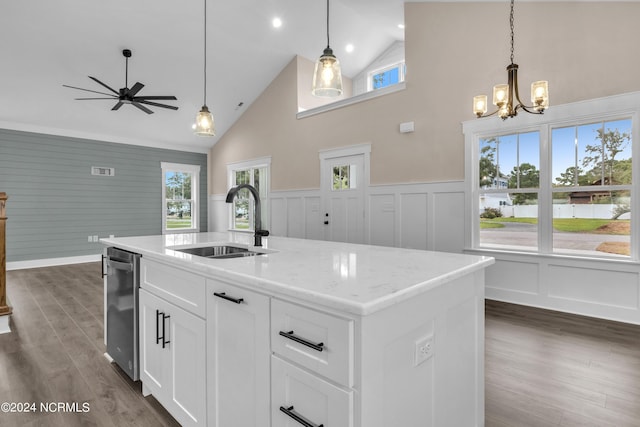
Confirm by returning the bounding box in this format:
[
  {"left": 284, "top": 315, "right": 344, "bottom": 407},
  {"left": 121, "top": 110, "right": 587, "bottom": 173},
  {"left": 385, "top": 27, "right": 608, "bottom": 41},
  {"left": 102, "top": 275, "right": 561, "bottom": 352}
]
[
  {"left": 473, "top": 0, "right": 549, "bottom": 119},
  {"left": 195, "top": 0, "right": 215, "bottom": 136},
  {"left": 312, "top": 0, "right": 343, "bottom": 97}
]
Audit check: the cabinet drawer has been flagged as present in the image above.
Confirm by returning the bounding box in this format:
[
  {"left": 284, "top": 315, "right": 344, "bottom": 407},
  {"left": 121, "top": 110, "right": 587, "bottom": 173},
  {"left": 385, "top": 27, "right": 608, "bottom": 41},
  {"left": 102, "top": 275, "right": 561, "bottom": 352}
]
[
  {"left": 272, "top": 355, "right": 353, "bottom": 427},
  {"left": 271, "top": 299, "right": 353, "bottom": 387},
  {"left": 141, "top": 258, "right": 206, "bottom": 318}
]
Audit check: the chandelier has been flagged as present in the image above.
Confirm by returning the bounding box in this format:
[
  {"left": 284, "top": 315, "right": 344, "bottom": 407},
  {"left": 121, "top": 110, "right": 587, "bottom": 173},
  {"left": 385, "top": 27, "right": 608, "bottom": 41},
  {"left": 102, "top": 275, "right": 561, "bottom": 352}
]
[{"left": 473, "top": 0, "right": 549, "bottom": 119}]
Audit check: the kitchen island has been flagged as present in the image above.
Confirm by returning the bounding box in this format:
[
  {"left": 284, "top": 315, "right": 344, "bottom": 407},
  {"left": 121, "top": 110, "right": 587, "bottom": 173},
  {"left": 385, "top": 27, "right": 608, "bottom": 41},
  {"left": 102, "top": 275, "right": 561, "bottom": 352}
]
[{"left": 102, "top": 232, "right": 493, "bottom": 427}]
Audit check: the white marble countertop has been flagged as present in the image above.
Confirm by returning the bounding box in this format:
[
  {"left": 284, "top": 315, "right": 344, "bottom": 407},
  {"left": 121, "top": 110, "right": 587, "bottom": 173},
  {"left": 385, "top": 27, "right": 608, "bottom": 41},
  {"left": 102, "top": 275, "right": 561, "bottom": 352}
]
[{"left": 101, "top": 232, "right": 494, "bottom": 316}]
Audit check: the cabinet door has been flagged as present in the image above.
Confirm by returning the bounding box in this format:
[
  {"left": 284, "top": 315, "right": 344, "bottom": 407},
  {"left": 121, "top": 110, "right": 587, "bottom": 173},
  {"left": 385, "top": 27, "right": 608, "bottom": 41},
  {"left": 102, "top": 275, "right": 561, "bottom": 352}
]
[
  {"left": 139, "top": 288, "right": 169, "bottom": 396},
  {"left": 207, "top": 281, "right": 270, "bottom": 427},
  {"left": 272, "top": 355, "right": 353, "bottom": 427},
  {"left": 139, "top": 288, "right": 206, "bottom": 427},
  {"left": 169, "top": 300, "right": 207, "bottom": 427}
]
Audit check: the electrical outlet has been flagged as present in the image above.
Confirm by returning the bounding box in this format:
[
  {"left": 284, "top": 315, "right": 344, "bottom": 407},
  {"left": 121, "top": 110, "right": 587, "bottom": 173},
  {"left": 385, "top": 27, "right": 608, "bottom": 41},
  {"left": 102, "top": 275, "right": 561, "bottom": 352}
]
[
  {"left": 414, "top": 335, "right": 434, "bottom": 366},
  {"left": 88, "top": 235, "right": 92, "bottom": 243},
  {"left": 93, "top": 235, "right": 99, "bottom": 242}
]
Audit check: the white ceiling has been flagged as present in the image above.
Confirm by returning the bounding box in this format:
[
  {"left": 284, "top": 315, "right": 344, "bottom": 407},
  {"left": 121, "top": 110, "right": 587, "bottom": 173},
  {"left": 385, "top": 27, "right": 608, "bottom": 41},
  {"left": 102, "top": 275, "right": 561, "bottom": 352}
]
[{"left": 0, "top": 0, "right": 409, "bottom": 153}]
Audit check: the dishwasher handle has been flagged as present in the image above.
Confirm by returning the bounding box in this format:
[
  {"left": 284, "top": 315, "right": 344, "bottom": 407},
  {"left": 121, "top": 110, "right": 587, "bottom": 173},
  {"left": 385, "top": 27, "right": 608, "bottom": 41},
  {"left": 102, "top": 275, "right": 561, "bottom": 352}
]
[{"left": 106, "top": 258, "right": 134, "bottom": 274}]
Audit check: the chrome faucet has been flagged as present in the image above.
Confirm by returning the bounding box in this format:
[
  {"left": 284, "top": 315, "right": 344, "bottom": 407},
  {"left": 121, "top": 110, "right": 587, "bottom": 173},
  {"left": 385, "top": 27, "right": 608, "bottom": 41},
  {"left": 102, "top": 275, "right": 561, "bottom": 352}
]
[{"left": 225, "top": 184, "right": 270, "bottom": 247}]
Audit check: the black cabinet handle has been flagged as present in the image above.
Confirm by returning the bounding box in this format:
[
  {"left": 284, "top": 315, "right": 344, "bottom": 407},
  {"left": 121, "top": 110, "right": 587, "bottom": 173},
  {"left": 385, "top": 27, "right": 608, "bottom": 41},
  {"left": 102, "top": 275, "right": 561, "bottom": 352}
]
[
  {"left": 155, "top": 309, "right": 161, "bottom": 345},
  {"left": 279, "top": 406, "right": 324, "bottom": 427},
  {"left": 279, "top": 330, "right": 324, "bottom": 352},
  {"left": 214, "top": 292, "right": 244, "bottom": 304},
  {"left": 162, "top": 313, "right": 170, "bottom": 348}
]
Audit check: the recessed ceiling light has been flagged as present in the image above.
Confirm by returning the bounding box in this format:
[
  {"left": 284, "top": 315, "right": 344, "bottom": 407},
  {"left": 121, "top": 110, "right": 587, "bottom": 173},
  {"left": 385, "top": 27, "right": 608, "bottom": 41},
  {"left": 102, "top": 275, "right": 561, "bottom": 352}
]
[
  {"left": 272, "top": 17, "right": 282, "bottom": 28},
  {"left": 345, "top": 44, "right": 354, "bottom": 53},
  {"left": 398, "top": 23, "right": 405, "bottom": 29}
]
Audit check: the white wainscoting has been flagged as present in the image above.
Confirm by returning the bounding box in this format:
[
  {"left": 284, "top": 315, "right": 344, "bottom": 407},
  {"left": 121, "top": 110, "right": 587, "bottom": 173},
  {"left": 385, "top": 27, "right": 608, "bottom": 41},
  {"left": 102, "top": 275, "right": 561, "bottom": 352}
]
[
  {"left": 210, "top": 181, "right": 466, "bottom": 253},
  {"left": 466, "top": 249, "right": 640, "bottom": 325}
]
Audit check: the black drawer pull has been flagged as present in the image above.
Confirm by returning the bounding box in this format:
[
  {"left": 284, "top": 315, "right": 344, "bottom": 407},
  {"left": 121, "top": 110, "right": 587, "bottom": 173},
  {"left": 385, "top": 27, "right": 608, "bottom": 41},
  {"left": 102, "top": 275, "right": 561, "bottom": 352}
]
[
  {"left": 214, "top": 292, "right": 244, "bottom": 304},
  {"left": 279, "top": 405, "right": 324, "bottom": 427},
  {"left": 279, "top": 330, "right": 324, "bottom": 352}
]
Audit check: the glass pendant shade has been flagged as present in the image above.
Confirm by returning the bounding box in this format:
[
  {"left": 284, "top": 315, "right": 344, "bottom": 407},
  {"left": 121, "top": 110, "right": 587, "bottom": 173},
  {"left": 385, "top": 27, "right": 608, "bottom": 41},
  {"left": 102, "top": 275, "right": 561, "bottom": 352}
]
[
  {"left": 195, "top": 105, "right": 215, "bottom": 136},
  {"left": 473, "top": 95, "right": 488, "bottom": 117},
  {"left": 492, "top": 84, "right": 509, "bottom": 107},
  {"left": 312, "top": 47, "right": 343, "bottom": 97},
  {"left": 531, "top": 80, "right": 549, "bottom": 111}
]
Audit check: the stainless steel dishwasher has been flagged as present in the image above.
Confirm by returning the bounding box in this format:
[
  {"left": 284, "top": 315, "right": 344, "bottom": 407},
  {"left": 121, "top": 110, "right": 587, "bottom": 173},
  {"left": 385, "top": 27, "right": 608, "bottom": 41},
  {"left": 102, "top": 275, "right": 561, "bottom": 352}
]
[{"left": 105, "top": 247, "right": 141, "bottom": 381}]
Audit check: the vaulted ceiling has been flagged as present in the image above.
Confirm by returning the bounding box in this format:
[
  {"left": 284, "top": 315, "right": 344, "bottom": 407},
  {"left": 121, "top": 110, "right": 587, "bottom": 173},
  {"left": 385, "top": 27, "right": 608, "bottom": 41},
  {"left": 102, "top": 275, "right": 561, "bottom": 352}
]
[{"left": 1, "top": 0, "right": 409, "bottom": 153}]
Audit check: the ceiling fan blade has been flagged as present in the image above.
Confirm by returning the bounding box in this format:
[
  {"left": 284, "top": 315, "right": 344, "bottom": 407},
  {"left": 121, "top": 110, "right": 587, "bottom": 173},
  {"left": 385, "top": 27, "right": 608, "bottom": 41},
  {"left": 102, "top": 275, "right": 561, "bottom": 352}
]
[
  {"left": 128, "top": 82, "right": 145, "bottom": 97},
  {"left": 137, "top": 100, "right": 179, "bottom": 111},
  {"left": 63, "top": 85, "right": 116, "bottom": 97},
  {"left": 131, "top": 102, "right": 154, "bottom": 114},
  {"left": 134, "top": 95, "right": 177, "bottom": 101},
  {"left": 89, "top": 76, "right": 119, "bottom": 95},
  {"left": 112, "top": 101, "right": 124, "bottom": 111},
  {"left": 75, "top": 97, "right": 118, "bottom": 100}
]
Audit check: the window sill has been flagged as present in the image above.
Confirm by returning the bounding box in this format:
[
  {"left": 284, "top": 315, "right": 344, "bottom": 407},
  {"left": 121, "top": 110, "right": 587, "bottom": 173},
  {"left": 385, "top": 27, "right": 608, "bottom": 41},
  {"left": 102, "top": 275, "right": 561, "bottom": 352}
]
[
  {"left": 464, "top": 247, "right": 639, "bottom": 266},
  {"left": 296, "top": 82, "right": 405, "bottom": 119}
]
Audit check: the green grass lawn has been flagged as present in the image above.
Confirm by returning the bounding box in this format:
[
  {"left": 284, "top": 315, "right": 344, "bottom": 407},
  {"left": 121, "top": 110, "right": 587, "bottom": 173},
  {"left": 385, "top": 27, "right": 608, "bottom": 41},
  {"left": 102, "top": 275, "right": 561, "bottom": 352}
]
[
  {"left": 166, "top": 218, "right": 193, "bottom": 229},
  {"left": 480, "top": 217, "right": 630, "bottom": 234}
]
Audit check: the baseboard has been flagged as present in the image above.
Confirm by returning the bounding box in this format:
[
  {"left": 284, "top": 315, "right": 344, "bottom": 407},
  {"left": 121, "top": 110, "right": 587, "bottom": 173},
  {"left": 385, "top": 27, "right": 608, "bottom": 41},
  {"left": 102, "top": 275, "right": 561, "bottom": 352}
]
[
  {"left": 0, "top": 315, "right": 10, "bottom": 334},
  {"left": 7, "top": 254, "right": 101, "bottom": 271}
]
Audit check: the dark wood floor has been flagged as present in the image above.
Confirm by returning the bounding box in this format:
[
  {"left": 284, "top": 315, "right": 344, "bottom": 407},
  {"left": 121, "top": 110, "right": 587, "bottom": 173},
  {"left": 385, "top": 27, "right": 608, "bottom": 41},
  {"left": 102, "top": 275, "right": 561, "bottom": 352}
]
[
  {"left": 0, "top": 262, "right": 180, "bottom": 427},
  {"left": 2, "top": 263, "right": 640, "bottom": 426},
  {"left": 485, "top": 300, "right": 640, "bottom": 427}
]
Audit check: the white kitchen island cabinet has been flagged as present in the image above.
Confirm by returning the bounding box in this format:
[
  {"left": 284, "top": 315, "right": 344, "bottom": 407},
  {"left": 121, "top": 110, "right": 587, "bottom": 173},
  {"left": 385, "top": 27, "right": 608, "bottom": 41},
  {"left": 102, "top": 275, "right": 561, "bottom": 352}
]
[
  {"left": 102, "top": 232, "right": 494, "bottom": 427},
  {"left": 139, "top": 259, "right": 207, "bottom": 427}
]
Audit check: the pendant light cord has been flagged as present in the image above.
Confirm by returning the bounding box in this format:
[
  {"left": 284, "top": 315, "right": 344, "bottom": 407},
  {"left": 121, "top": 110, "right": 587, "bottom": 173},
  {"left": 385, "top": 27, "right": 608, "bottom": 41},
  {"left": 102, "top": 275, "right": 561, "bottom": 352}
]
[
  {"left": 509, "top": 0, "right": 515, "bottom": 65},
  {"left": 203, "top": 0, "right": 207, "bottom": 106},
  {"left": 326, "top": 0, "right": 330, "bottom": 48}
]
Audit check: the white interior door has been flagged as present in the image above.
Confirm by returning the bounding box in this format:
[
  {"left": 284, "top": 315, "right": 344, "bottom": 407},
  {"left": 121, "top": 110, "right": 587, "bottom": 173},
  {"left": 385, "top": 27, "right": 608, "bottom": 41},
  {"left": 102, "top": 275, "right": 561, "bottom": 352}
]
[{"left": 321, "top": 153, "right": 365, "bottom": 243}]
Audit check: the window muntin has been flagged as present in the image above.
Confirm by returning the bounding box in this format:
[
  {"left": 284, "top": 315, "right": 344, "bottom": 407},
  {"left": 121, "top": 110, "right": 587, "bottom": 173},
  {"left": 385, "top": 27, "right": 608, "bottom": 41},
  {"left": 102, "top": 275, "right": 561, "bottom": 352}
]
[{"left": 161, "top": 163, "right": 200, "bottom": 234}]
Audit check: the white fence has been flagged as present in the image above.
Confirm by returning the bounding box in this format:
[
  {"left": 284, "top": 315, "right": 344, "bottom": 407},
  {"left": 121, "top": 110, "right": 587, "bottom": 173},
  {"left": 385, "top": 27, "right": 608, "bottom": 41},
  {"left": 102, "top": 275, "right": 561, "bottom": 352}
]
[{"left": 496, "top": 204, "right": 630, "bottom": 219}]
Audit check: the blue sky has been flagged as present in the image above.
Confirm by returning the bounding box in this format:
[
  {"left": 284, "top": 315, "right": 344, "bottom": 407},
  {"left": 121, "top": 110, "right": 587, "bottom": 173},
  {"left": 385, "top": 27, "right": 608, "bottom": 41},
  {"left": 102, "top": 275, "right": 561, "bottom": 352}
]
[{"left": 480, "top": 118, "right": 632, "bottom": 185}]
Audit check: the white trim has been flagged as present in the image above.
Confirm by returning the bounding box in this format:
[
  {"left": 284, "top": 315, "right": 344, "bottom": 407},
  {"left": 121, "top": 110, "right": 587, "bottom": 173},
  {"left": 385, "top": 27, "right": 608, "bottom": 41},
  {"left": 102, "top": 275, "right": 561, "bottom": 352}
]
[
  {"left": 297, "top": 83, "right": 405, "bottom": 119},
  {"left": 7, "top": 254, "right": 101, "bottom": 270},
  {"left": 0, "top": 315, "right": 10, "bottom": 335}
]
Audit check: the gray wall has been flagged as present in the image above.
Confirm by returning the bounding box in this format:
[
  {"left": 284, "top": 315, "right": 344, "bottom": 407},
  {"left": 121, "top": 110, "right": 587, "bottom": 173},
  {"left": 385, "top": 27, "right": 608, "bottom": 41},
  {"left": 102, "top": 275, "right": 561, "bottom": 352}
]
[{"left": 0, "top": 129, "right": 207, "bottom": 263}]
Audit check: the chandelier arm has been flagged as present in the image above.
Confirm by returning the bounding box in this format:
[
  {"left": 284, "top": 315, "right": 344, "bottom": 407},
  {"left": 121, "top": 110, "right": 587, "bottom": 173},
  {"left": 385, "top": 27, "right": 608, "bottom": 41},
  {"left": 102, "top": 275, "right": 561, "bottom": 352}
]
[
  {"left": 477, "top": 109, "right": 501, "bottom": 119},
  {"left": 517, "top": 104, "right": 544, "bottom": 115}
]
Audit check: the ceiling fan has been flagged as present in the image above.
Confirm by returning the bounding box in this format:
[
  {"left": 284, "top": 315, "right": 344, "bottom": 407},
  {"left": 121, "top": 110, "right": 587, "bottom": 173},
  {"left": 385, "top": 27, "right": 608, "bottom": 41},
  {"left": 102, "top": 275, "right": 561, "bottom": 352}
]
[{"left": 63, "top": 49, "right": 178, "bottom": 114}]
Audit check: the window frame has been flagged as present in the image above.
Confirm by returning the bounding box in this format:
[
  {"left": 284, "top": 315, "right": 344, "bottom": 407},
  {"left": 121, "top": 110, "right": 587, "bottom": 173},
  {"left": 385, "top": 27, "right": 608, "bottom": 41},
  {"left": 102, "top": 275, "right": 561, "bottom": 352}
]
[
  {"left": 463, "top": 92, "right": 640, "bottom": 261},
  {"left": 226, "top": 156, "right": 271, "bottom": 232},
  {"left": 161, "top": 162, "right": 200, "bottom": 234},
  {"left": 367, "top": 61, "right": 406, "bottom": 92}
]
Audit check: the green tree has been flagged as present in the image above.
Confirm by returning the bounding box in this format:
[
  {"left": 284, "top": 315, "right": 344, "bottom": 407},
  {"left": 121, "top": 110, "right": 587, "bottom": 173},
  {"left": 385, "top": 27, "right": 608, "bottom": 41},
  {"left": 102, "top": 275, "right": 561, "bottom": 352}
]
[
  {"left": 582, "top": 128, "right": 631, "bottom": 184},
  {"left": 479, "top": 138, "right": 498, "bottom": 187},
  {"left": 508, "top": 163, "right": 539, "bottom": 204},
  {"left": 555, "top": 166, "right": 590, "bottom": 186}
]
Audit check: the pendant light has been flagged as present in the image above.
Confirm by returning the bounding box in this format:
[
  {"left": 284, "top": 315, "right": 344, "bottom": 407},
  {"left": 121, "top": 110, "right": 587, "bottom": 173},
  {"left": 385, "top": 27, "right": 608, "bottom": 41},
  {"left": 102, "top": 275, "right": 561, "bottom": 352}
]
[
  {"left": 473, "top": 0, "right": 549, "bottom": 119},
  {"left": 312, "top": 0, "right": 343, "bottom": 97},
  {"left": 194, "top": 0, "right": 215, "bottom": 136}
]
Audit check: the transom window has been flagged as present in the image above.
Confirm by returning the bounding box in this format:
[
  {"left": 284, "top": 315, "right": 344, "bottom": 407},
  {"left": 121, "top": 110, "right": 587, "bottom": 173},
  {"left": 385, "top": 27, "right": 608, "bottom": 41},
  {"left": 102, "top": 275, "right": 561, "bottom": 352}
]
[
  {"left": 465, "top": 93, "right": 639, "bottom": 260},
  {"left": 369, "top": 62, "right": 406, "bottom": 91},
  {"left": 161, "top": 162, "right": 200, "bottom": 234}
]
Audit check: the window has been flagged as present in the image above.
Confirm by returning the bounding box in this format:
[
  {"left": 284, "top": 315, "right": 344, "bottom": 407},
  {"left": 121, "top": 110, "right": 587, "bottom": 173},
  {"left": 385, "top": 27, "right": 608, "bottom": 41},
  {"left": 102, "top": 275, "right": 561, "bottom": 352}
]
[
  {"left": 332, "top": 164, "right": 358, "bottom": 190},
  {"left": 227, "top": 157, "right": 271, "bottom": 231},
  {"left": 465, "top": 92, "right": 638, "bottom": 260},
  {"left": 161, "top": 162, "right": 200, "bottom": 234},
  {"left": 368, "top": 62, "right": 405, "bottom": 91}
]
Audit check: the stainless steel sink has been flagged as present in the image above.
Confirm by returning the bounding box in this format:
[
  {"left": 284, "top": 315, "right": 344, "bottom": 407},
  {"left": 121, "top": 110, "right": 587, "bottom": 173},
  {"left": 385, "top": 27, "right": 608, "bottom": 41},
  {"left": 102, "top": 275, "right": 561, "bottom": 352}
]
[{"left": 173, "top": 245, "right": 264, "bottom": 259}]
